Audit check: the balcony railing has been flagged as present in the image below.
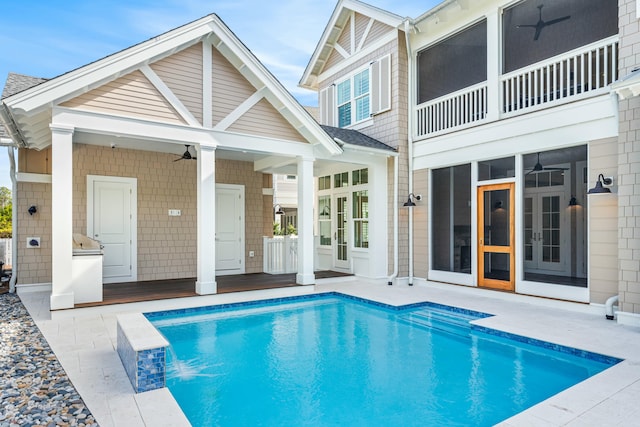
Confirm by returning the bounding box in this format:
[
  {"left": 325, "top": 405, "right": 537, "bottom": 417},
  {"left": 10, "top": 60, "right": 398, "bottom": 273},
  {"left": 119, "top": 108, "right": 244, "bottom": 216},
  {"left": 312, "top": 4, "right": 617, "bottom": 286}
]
[
  {"left": 414, "top": 36, "right": 618, "bottom": 138},
  {"left": 502, "top": 36, "right": 618, "bottom": 115},
  {"left": 263, "top": 235, "right": 297, "bottom": 274},
  {"left": 416, "top": 82, "right": 488, "bottom": 137}
]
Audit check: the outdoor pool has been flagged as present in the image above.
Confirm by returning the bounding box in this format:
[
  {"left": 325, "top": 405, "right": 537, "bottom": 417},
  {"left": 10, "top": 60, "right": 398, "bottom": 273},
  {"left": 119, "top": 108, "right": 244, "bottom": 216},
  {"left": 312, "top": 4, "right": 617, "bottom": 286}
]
[{"left": 147, "top": 293, "right": 620, "bottom": 426}]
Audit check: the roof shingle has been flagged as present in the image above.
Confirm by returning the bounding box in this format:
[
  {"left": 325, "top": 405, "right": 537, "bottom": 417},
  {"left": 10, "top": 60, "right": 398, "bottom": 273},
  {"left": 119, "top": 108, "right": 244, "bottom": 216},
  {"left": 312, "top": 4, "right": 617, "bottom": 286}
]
[{"left": 320, "top": 125, "right": 396, "bottom": 152}]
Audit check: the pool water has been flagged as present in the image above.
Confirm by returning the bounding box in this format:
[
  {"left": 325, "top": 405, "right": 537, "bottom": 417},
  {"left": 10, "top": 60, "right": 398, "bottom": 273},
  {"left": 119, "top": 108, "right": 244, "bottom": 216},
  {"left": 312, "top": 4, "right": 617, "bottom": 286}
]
[{"left": 149, "top": 294, "right": 618, "bottom": 426}]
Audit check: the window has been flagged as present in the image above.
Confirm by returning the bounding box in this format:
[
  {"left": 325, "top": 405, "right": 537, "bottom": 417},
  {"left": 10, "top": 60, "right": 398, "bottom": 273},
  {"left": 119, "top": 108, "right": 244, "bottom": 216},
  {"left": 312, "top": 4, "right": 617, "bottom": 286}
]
[
  {"left": 352, "top": 168, "right": 368, "bottom": 186},
  {"left": 334, "top": 172, "right": 349, "bottom": 188},
  {"left": 353, "top": 190, "right": 369, "bottom": 248},
  {"left": 318, "top": 196, "right": 331, "bottom": 246},
  {"left": 318, "top": 176, "right": 331, "bottom": 191},
  {"left": 337, "top": 69, "right": 370, "bottom": 127},
  {"left": 478, "top": 157, "right": 515, "bottom": 181},
  {"left": 431, "top": 165, "right": 471, "bottom": 273},
  {"left": 503, "top": 0, "right": 617, "bottom": 73},
  {"left": 417, "top": 20, "right": 487, "bottom": 103}
]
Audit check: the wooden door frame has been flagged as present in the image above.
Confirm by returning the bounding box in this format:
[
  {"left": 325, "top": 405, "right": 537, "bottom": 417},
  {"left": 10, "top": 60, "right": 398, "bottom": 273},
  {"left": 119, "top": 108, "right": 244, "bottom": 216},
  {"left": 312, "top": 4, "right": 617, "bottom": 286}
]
[{"left": 477, "top": 182, "right": 515, "bottom": 291}]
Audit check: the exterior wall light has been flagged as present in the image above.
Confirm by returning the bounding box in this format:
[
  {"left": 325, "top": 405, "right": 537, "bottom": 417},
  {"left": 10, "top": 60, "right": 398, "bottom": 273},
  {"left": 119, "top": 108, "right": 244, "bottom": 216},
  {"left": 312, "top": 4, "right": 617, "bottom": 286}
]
[
  {"left": 403, "top": 193, "right": 422, "bottom": 207},
  {"left": 587, "top": 174, "right": 613, "bottom": 195},
  {"left": 274, "top": 204, "right": 285, "bottom": 216}
]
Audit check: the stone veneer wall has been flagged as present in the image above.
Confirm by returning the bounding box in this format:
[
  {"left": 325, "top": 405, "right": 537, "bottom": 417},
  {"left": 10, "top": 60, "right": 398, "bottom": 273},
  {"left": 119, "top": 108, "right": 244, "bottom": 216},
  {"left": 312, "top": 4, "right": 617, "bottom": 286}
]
[
  {"left": 617, "top": 0, "right": 640, "bottom": 314},
  {"left": 14, "top": 144, "right": 268, "bottom": 285}
]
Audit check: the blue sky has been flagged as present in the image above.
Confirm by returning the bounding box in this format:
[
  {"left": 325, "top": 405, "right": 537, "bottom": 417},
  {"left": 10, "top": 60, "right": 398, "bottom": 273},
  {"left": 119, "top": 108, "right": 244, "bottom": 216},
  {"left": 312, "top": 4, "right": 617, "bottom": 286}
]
[{"left": 0, "top": 0, "right": 439, "bottom": 191}]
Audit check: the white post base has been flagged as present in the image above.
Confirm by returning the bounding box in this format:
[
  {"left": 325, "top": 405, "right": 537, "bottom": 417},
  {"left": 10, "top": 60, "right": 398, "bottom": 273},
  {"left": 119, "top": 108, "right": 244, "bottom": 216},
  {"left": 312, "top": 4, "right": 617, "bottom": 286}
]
[
  {"left": 296, "top": 273, "right": 315, "bottom": 285},
  {"left": 196, "top": 281, "right": 217, "bottom": 295},
  {"left": 50, "top": 292, "right": 75, "bottom": 310}
]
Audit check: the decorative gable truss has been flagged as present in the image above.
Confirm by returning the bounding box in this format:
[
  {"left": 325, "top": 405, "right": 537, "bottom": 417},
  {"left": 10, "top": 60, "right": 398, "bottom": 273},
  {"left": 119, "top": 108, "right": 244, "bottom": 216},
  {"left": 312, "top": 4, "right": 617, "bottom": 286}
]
[
  {"left": 61, "top": 39, "right": 306, "bottom": 144},
  {"left": 319, "top": 53, "right": 391, "bottom": 126}
]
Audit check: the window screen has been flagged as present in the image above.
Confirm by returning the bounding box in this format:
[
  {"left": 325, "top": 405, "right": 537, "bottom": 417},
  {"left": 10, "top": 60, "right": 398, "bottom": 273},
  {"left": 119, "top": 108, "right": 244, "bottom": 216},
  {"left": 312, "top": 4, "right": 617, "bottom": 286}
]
[
  {"left": 417, "top": 20, "right": 487, "bottom": 104},
  {"left": 503, "top": 0, "right": 617, "bottom": 73}
]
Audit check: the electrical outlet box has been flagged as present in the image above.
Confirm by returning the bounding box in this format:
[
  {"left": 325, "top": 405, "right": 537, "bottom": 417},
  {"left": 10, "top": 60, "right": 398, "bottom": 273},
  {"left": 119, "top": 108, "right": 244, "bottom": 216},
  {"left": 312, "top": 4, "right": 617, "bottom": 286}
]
[
  {"left": 27, "top": 237, "right": 40, "bottom": 248},
  {"left": 249, "top": 251, "right": 255, "bottom": 257},
  {"left": 168, "top": 209, "right": 181, "bottom": 216}
]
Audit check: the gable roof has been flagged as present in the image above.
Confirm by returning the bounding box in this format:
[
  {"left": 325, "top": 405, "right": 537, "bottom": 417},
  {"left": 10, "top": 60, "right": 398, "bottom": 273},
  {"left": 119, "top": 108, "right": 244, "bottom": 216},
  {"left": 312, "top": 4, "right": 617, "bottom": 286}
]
[
  {"left": 2, "top": 73, "right": 48, "bottom": 100},
  {"left": 321, "top": 125, "right": 395, "bottom": 153},
  {"left": 300, "top": 0, "right": 404, "bottom": 89},
  {"left": 1, "top": 14, "right": 342, "bottom": 155}
]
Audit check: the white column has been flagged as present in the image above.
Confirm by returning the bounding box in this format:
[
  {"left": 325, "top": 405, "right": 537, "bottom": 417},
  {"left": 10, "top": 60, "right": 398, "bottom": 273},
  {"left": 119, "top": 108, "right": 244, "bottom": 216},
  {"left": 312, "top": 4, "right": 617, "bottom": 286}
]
[
  {"left": 50, "top": 124, "right": 75, "bottom": 310},
  {"left": 486, "top": 10, "right": 500, "bottom": 121},
  {"left": 296, "top": 156, "right": 315, "bottom": 285},
  {"left": 196, "top": 145, "right": 217, "bottom": 294}
]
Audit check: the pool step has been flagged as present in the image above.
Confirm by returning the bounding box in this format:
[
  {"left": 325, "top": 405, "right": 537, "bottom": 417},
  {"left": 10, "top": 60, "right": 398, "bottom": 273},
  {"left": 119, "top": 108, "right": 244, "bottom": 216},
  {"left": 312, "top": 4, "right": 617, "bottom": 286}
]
[{"left": 399, "top": 309, "right": 478, "bottom": 337}]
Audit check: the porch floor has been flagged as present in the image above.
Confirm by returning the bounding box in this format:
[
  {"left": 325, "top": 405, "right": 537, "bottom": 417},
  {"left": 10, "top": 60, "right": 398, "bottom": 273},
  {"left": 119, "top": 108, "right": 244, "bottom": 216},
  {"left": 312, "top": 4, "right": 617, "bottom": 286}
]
[{"left": 74, "top": 271, "right": 352, "bottom": 308}]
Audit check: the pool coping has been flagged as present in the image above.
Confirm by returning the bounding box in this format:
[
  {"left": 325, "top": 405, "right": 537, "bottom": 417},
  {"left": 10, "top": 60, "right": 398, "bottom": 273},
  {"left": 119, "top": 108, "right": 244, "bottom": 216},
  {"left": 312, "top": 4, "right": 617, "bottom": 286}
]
[{"left": 17, "top": 280, "right": 640, "bottom": 426}]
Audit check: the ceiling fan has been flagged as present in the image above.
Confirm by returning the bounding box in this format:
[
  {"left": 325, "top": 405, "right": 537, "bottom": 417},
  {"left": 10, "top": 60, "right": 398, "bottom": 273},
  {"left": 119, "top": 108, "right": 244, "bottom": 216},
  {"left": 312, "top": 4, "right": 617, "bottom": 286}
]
[
  {"left": 516, "top": 4, "right": 570, "bottom": 41},
  {"left": 174, "top": 145, "right": 197, "bottom": 162},
  {"left": 526, "top": 152, "right": 569, "bottom": 175}
]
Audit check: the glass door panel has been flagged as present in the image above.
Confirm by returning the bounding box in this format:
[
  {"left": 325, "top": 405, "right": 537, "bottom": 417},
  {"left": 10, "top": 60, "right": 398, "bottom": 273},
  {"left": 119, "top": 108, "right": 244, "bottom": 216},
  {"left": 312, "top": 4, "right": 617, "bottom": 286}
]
[
  {"left": 334, "top": 194, "right": 349, "bottom": 269},
  {"left": 478, "top": 183, "right": 515, "bottom": 290}
]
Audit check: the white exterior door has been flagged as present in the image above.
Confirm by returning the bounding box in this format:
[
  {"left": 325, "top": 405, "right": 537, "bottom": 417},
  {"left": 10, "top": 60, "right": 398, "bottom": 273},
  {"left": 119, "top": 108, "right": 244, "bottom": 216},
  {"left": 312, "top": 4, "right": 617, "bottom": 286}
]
[
  {"left": 87, "top": 176, "right": 137, "bottom": 283},
  {"left": 333, "top": 193, "right": 349, "bottom": 270},
  {"left": 215, "top": 184, "right": 244, "bottom": 275}
]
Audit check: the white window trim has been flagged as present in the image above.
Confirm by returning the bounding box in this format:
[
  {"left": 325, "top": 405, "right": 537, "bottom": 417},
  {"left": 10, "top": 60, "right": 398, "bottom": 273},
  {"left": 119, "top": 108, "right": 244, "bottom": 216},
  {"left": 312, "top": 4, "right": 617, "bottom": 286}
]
[{"left": 335, "top": 65, "right": 371, "bottom": 128}]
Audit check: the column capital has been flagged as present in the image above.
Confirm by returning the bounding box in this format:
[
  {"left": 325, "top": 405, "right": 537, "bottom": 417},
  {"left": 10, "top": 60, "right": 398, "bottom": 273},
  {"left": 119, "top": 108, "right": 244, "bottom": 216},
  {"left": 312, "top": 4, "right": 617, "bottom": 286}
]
[
  {"left": 199, "top": 144, "right": 217, "bottom": 153},
  {"left": 49, "top": 123, "right": 75, "bottom": 135}
]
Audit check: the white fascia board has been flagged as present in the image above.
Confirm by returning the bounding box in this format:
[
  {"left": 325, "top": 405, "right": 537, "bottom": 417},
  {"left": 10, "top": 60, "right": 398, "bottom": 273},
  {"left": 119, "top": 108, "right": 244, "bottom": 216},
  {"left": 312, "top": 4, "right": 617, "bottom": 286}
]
[
  {"left": 341, "top": 143, "right": 397, "bottom": 157},
  {"left": 412, "top": 96, "right": 617, "bottom": 170},
  {"left": 52, "top": 107, "right": 217, "bottom": 147},
  {"left": 253, "top": 156, "right": 297, "bottom": 172},
  {"left": 209, "top": 16, "right": 342, "bottom": 156},
  {"left": 213, "top": 131, "right": 315, "bottom": 158},
  {"left": 299, "top": 0, "right": 404, "bottom": 89},
  {"left": 4, "top": 16, "right": 217, "bottom": 115}
]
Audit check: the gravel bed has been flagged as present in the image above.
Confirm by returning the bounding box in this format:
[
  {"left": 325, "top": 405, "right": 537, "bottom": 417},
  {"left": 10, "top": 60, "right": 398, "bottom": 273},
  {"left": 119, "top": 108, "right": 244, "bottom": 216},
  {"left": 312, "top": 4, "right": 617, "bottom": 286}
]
[{"left": 0, "top": 293, "right": 97, "bottom": 426}]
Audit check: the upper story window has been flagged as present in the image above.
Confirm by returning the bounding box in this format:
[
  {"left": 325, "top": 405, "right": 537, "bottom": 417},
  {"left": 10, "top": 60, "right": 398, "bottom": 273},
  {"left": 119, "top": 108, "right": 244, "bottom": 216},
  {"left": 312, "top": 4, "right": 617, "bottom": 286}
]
[
  {"left": 337, "top": 69, "right": 370, "bottom": 127},
  {"left": 417, "top": 20, "right": 487, "bottom": 104},
  {"left": 503, "top": 0, "right": 617, "bottom": 73},
  {"left": 319, "top": 55, "right": 391, "bottom": 128}
]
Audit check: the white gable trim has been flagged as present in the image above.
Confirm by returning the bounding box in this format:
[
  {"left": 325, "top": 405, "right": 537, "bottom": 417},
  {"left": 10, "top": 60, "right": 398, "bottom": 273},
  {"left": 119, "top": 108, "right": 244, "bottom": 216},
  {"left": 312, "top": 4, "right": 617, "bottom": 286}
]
[
  {"left": 300, "top": 0, "right": 404, "bottom": 89},
  {"left": 334, "top": 43, "right": 350, "bottom": 60},
  {"left": 357, "top": 18, "right": 375, "bottom": 52},
  {"left": 202, "top": 38, "right": 213, "bottom": 128},
  {"left": 139, "top": 65, "right": 201, "bottom": 127},
  {"left": 5, "top": 17, "right": 215, "bottom": 115},
  {"left": 318, "top": 31, "right": 396, "bottom": 83},
  {"left": 214, "top": 88, "right": 265, "bottom": 131}
]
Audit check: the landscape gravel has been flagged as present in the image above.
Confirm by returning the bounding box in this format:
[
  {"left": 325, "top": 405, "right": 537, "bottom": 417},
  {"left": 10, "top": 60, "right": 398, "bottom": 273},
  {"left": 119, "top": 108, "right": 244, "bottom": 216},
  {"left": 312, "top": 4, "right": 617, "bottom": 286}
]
[{"left": 0, "top": 293, "right": 97, "bottom": 426}]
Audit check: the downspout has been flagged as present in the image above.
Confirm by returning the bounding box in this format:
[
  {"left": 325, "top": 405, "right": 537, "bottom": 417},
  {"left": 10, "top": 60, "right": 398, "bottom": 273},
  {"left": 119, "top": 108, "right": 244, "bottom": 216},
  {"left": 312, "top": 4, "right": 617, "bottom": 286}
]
[
  {"left": 387, "top": 154, "right": 399, "bottom": 285},
  {"left": 404, "top": 18, "right": 415, "bottom": 286},
  {"left": 605, "top": 295, "right": 618, "bottom": 320},
  {"left": 8, "top": 146, "right": 17, "bottom": 293}
]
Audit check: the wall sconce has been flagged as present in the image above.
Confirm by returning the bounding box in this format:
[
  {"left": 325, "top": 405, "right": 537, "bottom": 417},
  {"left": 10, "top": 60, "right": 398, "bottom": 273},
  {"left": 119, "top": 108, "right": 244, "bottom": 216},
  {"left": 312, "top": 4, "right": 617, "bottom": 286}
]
[
  {"left": 28, "top": 205, "right": 37, "bottom": 215},
  {"left": 587, "top": 174, "right": 613, "bottom": 195},
  {"left": 403, "top": 193, "right": 422, "bottom": 207},
  {"left": 274, "top": 204, "right": 285, "bottom": 216},
  {"left": 568, "top": 196, "right": 578, "bottom": 207}
]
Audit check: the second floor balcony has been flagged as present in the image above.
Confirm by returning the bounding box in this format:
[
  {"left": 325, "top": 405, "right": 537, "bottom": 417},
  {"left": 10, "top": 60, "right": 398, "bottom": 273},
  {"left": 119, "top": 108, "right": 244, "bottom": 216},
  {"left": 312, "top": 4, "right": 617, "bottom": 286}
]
[{"left": 415, "top": 36, "right": 618, "bottom": 138}]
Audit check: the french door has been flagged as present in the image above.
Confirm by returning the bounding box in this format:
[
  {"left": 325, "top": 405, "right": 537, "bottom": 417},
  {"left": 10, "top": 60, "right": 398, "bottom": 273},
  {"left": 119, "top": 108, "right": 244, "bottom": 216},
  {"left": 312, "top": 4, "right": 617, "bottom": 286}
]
[
  {"left": 334, "top": 193, "right": 349, "bottom": 269},
  {"left": 524, "top": 192, "right": 566, "bottom": 274},
  {"left": 478, "top": 183, "right": 515, "bottom": 291}
]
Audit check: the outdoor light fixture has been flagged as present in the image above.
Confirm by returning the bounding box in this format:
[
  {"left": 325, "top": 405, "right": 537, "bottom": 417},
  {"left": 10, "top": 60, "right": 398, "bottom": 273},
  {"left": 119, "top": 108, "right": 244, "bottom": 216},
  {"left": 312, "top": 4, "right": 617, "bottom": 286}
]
[
  {"left": 568, "top": 196, "right": 578, "bottom": 206},
  {"left": 587, "top": 174, "right": 613, "bottom": 195},
  {"left": 28, "top": 205, "right": 37, "bottom": 215},
  {"left": 274, "top": 204, "right": 285, "bottom": 216},
  {"left": 403, "top": 193, "right": 422, "bottom": 207},
  {"left": 494, "top": 200, "right": 503, "bottom": 210}
]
